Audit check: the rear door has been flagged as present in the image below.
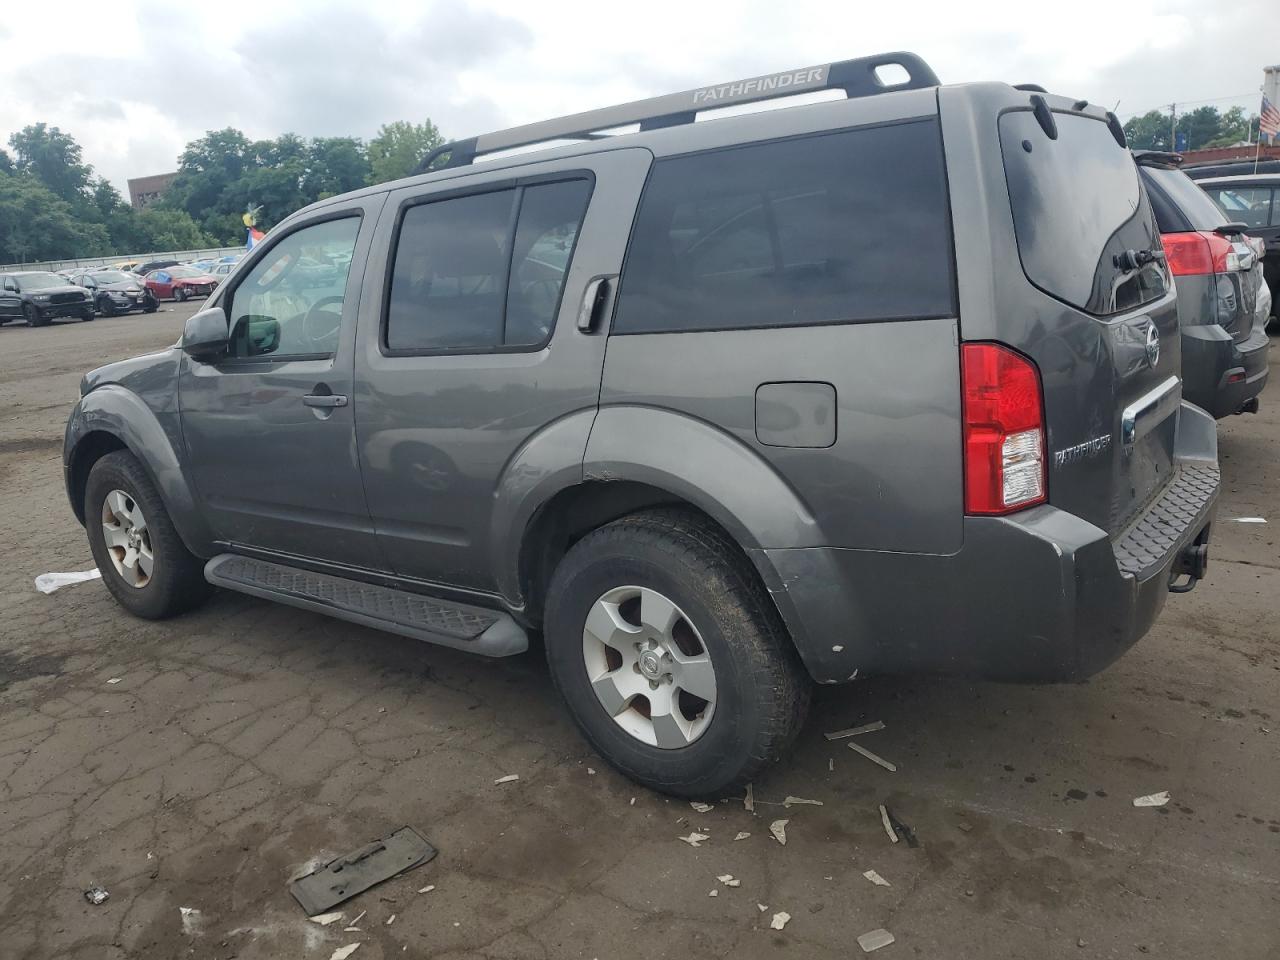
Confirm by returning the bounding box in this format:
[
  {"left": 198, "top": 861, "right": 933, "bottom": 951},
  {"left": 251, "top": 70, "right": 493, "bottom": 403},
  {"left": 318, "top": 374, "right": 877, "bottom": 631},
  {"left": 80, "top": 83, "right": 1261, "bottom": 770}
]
[
  {"left": 353, "top": 149, "right": 652, "bottom": 591},
  {"left": 0, "top": 277, "right": 21, "bottom": 319},
  {"left": 943, "top": 88, "right": 1180, "bottom": 535}
]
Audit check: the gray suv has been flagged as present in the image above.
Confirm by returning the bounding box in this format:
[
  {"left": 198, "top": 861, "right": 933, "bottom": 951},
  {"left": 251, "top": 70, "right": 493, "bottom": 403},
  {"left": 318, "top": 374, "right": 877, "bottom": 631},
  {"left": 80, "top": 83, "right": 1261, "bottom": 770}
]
[{"left": 63, "top": 53, "right": 1220, "bottom": 797}]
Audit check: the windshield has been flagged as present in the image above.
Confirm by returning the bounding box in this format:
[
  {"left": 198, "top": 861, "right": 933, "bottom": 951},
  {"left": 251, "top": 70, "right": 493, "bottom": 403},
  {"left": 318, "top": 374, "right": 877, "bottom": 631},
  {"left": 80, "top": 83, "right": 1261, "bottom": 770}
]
[
  {"left": 91, "top": 271, "right": 134, "bottom": 284},
  {"left": 168, "top": 266, "right": 206, "bottom": 279},
  {"left": 15, "top": 273, "right": 65, "bottom": 291}
]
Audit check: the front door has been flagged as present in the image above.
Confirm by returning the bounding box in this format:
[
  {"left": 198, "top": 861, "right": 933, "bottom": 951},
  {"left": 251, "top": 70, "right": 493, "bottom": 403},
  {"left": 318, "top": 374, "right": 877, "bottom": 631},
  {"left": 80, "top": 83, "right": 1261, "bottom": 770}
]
[
  {"left": 354, "top": 149, "right": 651, "bottom": 592},
  {"left": 179, "top": 197, "right": 387, "bottom": 568}
]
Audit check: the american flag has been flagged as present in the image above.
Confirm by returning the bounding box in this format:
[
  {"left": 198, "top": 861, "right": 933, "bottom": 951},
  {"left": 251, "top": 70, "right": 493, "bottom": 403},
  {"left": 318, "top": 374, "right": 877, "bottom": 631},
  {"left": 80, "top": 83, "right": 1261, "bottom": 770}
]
[{"left": 1262, "top": 95, "right": 1280, "bottom": 143}]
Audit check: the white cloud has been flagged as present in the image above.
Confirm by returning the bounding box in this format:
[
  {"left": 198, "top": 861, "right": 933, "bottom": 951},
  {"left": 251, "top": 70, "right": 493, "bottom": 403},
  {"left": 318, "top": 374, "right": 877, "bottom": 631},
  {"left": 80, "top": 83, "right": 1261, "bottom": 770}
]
[{"left": 0, "top": 0, "right": 1275, "bottom": 191}]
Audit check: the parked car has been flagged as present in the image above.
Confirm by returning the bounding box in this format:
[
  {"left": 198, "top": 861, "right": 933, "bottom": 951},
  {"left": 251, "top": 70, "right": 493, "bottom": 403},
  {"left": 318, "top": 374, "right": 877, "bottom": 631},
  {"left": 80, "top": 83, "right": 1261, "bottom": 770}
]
[
  {"left": 134, "top": 259, "right": 181, "bottom": 276},
  {"left": 63, "top": 53, "right": 1219, "bottom": 797},
  {"left": 144, "top": 266, "right": 218, "bottom": 302},
  {"left": 1185, "top": 172, "right": 1280, "bottom": 329},
  {"left": 71, "top": 269, "right": 160, "bottom": 316},
  {"left": 1135, "top": 152, "right": 1269, "bottom": 417},
  {"left": 206, "top": 262, "right": 236, "bottom": 282},
  {"left": 1, "top": 271, "right": 94, "bottom": 326}
]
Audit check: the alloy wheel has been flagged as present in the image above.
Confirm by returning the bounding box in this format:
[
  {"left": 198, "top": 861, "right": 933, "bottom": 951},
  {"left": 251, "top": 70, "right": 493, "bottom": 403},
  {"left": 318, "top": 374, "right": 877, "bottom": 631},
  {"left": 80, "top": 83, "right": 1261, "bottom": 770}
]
[
  {"left": 101, "top": 489, "right": 154, "bottom": 588},
  {"left": 582, "top": 585, "right": 717, "bottom": 748}
]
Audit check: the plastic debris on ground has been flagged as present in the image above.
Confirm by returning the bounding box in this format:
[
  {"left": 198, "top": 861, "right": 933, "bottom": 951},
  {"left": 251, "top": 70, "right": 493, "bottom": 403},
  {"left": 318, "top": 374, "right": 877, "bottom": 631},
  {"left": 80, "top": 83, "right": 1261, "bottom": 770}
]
[
  {"left": 679, "top": 832, "right": 710, "bottom": 847},
  {"left": 757, "top": 903, "right": 769, "bottom": 913},
  {"left": 884, "top": 807, "right": 918, "bottom": 848},
  {"left": 717, "top": 874, "right": 741, "bottom": 887},
  {"left": 734, "top": 832, "right": 751, "bottom": 841},
  {"left": 386, "top": 914, "right": 396, "bottom": 925},
  {"left": 690, "top": 801, "right": 714, "bottom": 813},
  {"left": 106, "top": 677, "right": 122, "bottom": 684},
  {"left": 1230, "top": 517, "right": 1267, "bottom": 523},
  {"left": 290, "top": 828, "right": 436, "bottom": 915},
  {"left": 310, "top": 911, "right": 345, "bottom": 925},
  {"left": 783, "top": 796, "right": 823, "bottom": 808},
  {"left": 862, "top": 869, "right": 891, "bottom": 887},
  {"left": 708, "top": 889, "right": 718, "bottom": 897},
  {"left": 824, "top": 720, "right": 886, "bottom": 740},
  {"left": 769, "top": 819, "right": 789, "bottom": 845},
  {"left": 745, "top": 783, "right": 755, "bottom": 813},
  {"left": 587, "top": 767, "right": 596, "bottom": 775},
  {"left": 1133, "top": 791, "right": 1170, "bottom": 807},
  {"left": 879, "top": 805, "right": 898, "bottom": 844},
  {"left": 849, "top": 742, "right": 897, "bottom": 772},
  {"left": 417, "top": 885, "right": 435, "bottom": 894},
  {"left": 330, "top": 945, "right": 361, "bottom": 960},
  {"left": 83, "top": 886, "right": 109, "bottom": 905},
  {"left": 35, "top": 568, "right": 102, "bottom": 594},
  {"left": 494, "top": 774, "right": 519, "bottom": 784},
  {"left": 857, "top": 928, "right": 896, "bottom": 952},
  {"left": 828, "top": 758, "right": 834, "bottom": 772},
  {"left": 770, "top": 911, "right": 791, "bottom": 930},
  {"left": 179, "top": 907, "right": 202, "bottom": 936}
]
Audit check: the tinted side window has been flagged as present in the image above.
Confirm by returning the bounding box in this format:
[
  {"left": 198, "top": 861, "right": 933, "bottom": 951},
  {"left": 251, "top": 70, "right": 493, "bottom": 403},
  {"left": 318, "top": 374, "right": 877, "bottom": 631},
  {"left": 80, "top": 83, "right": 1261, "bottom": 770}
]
[
  {"left": 1144, "top": 166, "right": 1227, "bottom": 231},
  {"left": 385, "top": 179, "right": 592, "bottom": 353},
  {"left": 1000, "top": 112, "right": 1167, "bottom": 316},
  {"left": 1202, "top": 186, "right": 1275, "bottom": 229},
  {"left": 226, "top": 216, "right": 360, "bottom": 359},
  {"left": 614, "top": 120, "right": 955, "bottom": 335}
]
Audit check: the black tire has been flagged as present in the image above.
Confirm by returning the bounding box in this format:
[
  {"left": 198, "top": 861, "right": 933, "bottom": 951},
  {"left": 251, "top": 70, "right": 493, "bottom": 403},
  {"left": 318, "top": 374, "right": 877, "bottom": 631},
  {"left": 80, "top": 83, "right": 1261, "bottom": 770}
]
[
  {"left": 81, "top": 309, "right": 95, "bottom": 321},
  {"left": 85, "top": 450, "right": 212, "bottom": 619},
  {"left": 143, "top": 300, "right": 158, "bottom": 313},
  {"left": 174, "top": 287, "right": 187, "bottom": 302},
  {"left": 98, "top": 296, "right": 116, "bottom": 317},
  {"left": 23, "top": 304, "right": 43, "bottom": 327},
  {"left": 544, "top": 508, "right": 810, "bottom": 798}
]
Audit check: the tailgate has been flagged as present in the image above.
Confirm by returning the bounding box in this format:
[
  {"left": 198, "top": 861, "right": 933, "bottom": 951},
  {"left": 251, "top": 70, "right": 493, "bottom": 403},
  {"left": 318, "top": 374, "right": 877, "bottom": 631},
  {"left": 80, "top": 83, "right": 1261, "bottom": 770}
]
[{"left": 996, "top": 101, "right": 1180, "bottom": 535}]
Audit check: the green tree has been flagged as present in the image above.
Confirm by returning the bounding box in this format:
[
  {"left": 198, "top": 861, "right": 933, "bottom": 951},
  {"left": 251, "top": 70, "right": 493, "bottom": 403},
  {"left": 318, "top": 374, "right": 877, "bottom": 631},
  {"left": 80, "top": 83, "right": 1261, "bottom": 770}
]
[
  {"left": 0, "top": 172, "right": 110, "bottom": 263},
  {"left": 135, "top": 207, "right": 214, "bottom": 251},
  {"left": 1124, "top": 110, "right": 1174, "bottom": 151},
  {"left": 7, "top": 123, "right": 93, "bottom": 203},
  {"left": 166, "top": 127, "right": 255, "bottom": 234},
  {"left": 367, "top": 120, "right": 443, "bottom": 185},
  {"left": 0, "top": 149, "right": 13, "bottom": 175},
  {"left": 305, "top": 137, "right": 371, "bottom": 198}
]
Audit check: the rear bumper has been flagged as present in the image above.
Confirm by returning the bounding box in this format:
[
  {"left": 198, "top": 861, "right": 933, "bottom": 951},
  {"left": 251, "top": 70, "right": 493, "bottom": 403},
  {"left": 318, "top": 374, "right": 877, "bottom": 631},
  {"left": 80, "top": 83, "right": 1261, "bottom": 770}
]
[
  {"left": 1181, "top": 322, "right": 1270, "bottom": 418},
  {"left": 757, "top": 402, "right": 1220, "bottom": 684}
]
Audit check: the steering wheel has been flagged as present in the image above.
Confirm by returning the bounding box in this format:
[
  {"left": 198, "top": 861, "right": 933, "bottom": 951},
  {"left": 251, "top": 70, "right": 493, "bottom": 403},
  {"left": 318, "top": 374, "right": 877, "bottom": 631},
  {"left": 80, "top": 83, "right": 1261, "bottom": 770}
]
[{"left": 301, "top": 296, "right": 345, "bottom": 349}]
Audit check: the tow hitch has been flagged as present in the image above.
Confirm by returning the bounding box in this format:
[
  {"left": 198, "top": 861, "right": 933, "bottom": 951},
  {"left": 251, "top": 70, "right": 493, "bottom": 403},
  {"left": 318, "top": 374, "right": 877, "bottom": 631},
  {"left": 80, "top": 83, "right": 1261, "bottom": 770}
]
[{"left": 1169, "top": 536, "right": 1210, "bottom": 594}]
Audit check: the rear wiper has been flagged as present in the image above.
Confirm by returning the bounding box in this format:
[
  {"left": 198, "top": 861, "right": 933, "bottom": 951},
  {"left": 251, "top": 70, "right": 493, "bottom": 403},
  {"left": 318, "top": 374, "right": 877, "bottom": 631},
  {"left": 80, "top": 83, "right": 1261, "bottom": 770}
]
[{"left": 1113, "top": 248, "right": 1166, "bottom": 272}]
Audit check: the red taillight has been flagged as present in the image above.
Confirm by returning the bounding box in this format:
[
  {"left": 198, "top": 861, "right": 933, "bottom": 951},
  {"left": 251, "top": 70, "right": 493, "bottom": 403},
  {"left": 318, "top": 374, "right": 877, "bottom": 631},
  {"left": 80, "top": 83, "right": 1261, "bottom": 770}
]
[
  {"left": 1161, "top": 231, "right": 1240, "bottom": 276},
  {"left": 961, "top": 343, "right": 1046, "bottom": 515}
]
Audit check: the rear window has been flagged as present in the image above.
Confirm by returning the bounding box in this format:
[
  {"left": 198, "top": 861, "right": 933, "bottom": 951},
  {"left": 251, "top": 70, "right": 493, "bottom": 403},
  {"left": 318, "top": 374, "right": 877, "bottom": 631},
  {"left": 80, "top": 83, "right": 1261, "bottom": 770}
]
[
  {"left": 614, "top": 120, "right": 956, "bottom": 334},
  {"left": 1142, "top": 166, "right": 1228, "bottom": 232},
  {"left": 1000, "top": 111, "right": 1168, "bottom": 316}
]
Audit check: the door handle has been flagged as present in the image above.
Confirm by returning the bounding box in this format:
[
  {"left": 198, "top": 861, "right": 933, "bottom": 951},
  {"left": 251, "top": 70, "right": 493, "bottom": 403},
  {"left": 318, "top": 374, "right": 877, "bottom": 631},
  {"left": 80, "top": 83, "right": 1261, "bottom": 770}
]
[
  {"left": 577, "top": 275, "right": 615, "bottom": 332},
  {"left": 303, "top": 394, "right": 348, "bottom": 409}
]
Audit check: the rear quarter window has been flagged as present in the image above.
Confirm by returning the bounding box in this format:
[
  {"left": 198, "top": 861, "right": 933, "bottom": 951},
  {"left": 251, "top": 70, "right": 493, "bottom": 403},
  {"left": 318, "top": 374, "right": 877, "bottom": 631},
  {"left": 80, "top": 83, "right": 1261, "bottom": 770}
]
[
  {"left": 1143, "top": 166, "right": 1228, "bottom": 232},
  {"left": 1000, "top": 111, "right": 1168, "bottom": 316},
  {"left": 614, "top": 119, "right": 956, "bottom": 334}
]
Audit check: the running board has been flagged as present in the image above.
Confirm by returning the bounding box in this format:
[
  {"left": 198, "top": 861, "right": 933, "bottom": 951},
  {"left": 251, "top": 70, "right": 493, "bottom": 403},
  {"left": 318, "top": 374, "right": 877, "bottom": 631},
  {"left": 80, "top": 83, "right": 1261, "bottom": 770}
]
[{"left": 204, "top": 554, "right": 527, "bottom": 657}]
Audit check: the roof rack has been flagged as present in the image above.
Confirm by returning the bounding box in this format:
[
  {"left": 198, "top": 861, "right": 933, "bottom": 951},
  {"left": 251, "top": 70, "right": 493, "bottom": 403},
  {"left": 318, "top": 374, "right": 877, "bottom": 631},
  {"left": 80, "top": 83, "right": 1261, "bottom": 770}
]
[{"left": 415, "top": 51, "right": 939, "bottom": 174}]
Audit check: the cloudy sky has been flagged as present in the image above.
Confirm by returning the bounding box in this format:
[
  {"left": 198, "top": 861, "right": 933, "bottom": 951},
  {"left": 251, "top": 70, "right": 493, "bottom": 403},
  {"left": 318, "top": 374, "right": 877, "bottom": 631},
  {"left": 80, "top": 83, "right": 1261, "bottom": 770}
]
[{"left": 1, "top": 0, "right": 1276, "bottom": 192}]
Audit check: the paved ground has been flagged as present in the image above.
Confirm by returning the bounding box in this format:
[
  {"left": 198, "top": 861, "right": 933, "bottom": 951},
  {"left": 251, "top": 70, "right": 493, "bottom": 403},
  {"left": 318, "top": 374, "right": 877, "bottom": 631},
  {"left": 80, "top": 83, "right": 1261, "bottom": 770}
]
[{"left": 1, "top": 305, "right": 1277, "bottom": 960}]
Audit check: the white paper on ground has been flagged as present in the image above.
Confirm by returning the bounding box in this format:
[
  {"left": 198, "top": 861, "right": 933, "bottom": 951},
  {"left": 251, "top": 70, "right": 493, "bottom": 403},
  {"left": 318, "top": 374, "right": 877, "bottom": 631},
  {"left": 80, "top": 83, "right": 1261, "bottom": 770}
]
[
  {"left": 35, "top": 568, "right": 102, "bottom": 594},
  {"left": 1230, "top": 517, "right": 1267, "bottom": 523}
]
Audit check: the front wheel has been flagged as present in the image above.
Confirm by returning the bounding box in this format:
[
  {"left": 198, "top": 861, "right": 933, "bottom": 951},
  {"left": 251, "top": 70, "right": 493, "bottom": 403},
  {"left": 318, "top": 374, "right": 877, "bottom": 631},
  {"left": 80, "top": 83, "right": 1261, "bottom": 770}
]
[
  {"left": 98, "top": 296, "right": 116, "bottom": 317},
  {"left": 173, "top": 287, "right": 187, "bottom": 302},
  {"left": 23, "top": 304, "right": 43, "bottom": 327},
  {"left": 85, "top": 450, "right": 212, "bottom": 619},
  {"left": 544, "top": 509, "right": 810, "bottom": 798}
]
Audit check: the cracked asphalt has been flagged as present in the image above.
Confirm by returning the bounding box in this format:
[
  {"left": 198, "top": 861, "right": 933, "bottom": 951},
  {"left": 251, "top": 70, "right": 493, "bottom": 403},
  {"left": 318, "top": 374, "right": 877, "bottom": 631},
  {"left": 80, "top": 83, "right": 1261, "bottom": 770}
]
[{"left": 1, "top": 305, "right": 1277, "bottom": 959}]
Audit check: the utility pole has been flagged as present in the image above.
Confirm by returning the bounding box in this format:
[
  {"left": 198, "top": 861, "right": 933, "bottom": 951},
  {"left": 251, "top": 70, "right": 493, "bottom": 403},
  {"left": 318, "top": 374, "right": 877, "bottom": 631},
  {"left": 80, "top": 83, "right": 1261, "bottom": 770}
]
[{"left": 1169, "top": 103, "right": 1176, "bottom": 149}]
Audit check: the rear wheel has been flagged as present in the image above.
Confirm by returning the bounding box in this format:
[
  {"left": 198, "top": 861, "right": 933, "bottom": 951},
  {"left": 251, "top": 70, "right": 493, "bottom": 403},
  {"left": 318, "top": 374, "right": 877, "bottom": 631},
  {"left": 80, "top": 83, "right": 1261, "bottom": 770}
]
[
  {"left": 544, "top": 508, "right": 810, "bottom": 798},
  {"left": 85, "top": 450, "right": 212, "bottom": 619}
]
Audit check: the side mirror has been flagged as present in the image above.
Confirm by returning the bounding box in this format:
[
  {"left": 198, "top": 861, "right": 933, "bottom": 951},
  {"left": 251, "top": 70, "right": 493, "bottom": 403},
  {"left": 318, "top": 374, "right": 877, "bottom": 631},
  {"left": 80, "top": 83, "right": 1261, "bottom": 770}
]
[{"left": 182, "top": 306, "right": 229, "bottom": 362}]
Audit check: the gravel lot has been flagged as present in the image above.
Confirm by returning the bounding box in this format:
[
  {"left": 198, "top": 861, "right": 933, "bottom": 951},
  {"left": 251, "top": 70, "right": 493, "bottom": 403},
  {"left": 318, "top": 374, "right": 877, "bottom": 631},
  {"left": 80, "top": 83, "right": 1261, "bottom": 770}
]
[{"left": 1, "top": 305, "right": 1277, "bottom": 960}]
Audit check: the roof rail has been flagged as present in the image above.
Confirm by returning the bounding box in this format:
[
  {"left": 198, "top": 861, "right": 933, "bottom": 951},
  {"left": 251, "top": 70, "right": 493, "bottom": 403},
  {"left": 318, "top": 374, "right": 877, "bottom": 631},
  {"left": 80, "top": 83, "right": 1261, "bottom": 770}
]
[{"left": 415, "top": 51, "right": 939, "bottom": 174}]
